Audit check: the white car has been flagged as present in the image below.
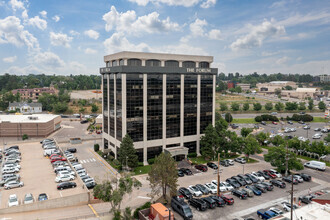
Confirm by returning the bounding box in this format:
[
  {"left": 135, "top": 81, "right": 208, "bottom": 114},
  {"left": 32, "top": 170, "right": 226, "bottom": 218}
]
[
  {"left": 55, "top": 174, "right": 74, "bottom": 183},
  {"left": 8, "top": 194, "right": 19, "bottom": 207},
  {"left": 284, "top": 129, "right": 291, "bottom": 133},
  {"left": 3, "top": 164, "right": 21, "bottom": 170},
  {"left": 277, "top": 133, "right": 284, "bottom": 137},
  {"left": 269, "top": 169, "right": 282, "bottom": 178},
  {"left": 221, "top": 181, "right": 234, "bottom": 191},
  {"left": 4, "top": 181, "right": 24, "bottom": 190},
  {"left": 24, "top": 193, "right": 34, "bottom": 204},
  {"left": 269, "top": 134, "right": 276, "bottom": 138},
  {"left": 187, "top": 185, "right": 203, "bottom": 197},
  {"left": 211, "top": 180, "right": 226, "bottom": 192},
  {"left": 58, "top": 170, "right": 76, "bottom": 177},
  {"left": 293, "top": 175, "right": 304, "bottom": 183},
  {"left": 281, "top": 201, "right": 297, "bottom": 212},
  {"left": 269, "top": 207, "right": 283, "bottom": 215},
  {"left": 251, "top": 172, "right": 265, "bottom": 182},
  {"left": 2, "top": 167, "right": 19, "bottom": 174},
  {"left": 204, "top": 183, "right": 217, "bottom": 194},
  {"left": 313, "top": 135, "right": 321, "bottom": 139}
]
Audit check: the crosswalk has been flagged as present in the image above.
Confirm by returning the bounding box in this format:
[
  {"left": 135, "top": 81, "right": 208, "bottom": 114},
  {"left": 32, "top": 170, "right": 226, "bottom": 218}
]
[{"left": 80, "top": 158, "right": 97, "bottom": 164}]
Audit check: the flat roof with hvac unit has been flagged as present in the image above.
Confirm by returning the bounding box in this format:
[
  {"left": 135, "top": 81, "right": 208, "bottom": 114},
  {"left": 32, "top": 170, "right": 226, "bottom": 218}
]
[{"left": 0, "top": 114, "right": 61, "bottom": 137}]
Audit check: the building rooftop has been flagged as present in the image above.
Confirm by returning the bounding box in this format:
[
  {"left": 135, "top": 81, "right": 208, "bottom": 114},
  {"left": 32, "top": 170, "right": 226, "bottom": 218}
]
[
  {"left": 282, "top": 202, "right": 330, "bottom": 220},
  {"left": 9, "top": 102, "right": 42, "bottom": 108},
  {"left": 269, "top": 81, "right": 291, "bottom": 84},
  {"left": 296, "top": 88, "right": 318, "bottom": 92},
  {"left": 0, "top": 114, "right": 59, "bottom": 123}
]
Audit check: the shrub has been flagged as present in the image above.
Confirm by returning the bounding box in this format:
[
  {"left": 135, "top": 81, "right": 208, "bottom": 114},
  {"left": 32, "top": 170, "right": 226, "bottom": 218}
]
[
  {"left": 287, "top": 114, "right": 313, "bottom": 122},
  {"left": 133, "top": 202, "right": 151, "bottom": 219},
  {"left": 188, "top": 152, "right": 197, "bottom": 158},
  {"left": 255, "top": 116, "right": 262, "bottom": 122},
  {"left": 94, "top": 144, "right": 100, "bottom": 152},
  {"left": 256, "top": 114, "right": 279, "bottom": 122},
  {"left": 22, "top": 134, "right": 29, "bottom": 140},
  {"left": 225, "top": 112, "right": 233, "bottom": 123},
  {"left": 148, "top": 158, "right": 155, "bottom": 165}
]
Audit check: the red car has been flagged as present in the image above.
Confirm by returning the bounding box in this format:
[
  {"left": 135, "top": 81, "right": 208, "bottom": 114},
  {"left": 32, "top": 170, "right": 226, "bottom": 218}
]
[
  {"left": 195, "top": 164, "right": 208, "bottom": 172},
  {"left": 96, "top": 130, "right": 102, "bottom": 134},
  {"left": 51, "top": 157, "right": 67, "bottom": 163},
  {"left": 263, "top": 170, "right": 277, "bottom": 179},
  {"left": 272, "top": 121, "right": 278, "bottom": 125},
  {"left": 220, "top": 194, "right": 234, "bottom": 205},
  {"left": 49, "top": 154, "right": 61, "bottom": 159}
]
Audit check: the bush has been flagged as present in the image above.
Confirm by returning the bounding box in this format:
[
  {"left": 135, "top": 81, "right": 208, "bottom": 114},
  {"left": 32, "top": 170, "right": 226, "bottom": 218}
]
[
  {"left": 255, "top": 114, "right": 279, "bottom": 122},
  {"left": 133, "top": 202, "right": 151, "bottom": 219},
  {"left": 188, "top": 152, "right": 197, "bottom": 158},
  {"left": 225, "top": 112, "right": 233, "bottom": 123},
  {"left": 287, "top": 114, "right": 313, "bottom": 122},
  {"left": 255, "top": 116, "right": 262, "bottom": 122},
  {"left": 94, "top": 144, "right": 100, "bottom": 152},
  {"left": 148, "top": 158, "right": 155, "bottom": 165},
  {"left": 22, "top": 134, "right": 28, "bottom": 140}
]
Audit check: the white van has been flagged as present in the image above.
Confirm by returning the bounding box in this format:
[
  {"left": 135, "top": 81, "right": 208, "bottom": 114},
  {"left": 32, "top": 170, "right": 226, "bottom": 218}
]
[{"left": 304, "top": 161, "right": 326, "bottom": 171}]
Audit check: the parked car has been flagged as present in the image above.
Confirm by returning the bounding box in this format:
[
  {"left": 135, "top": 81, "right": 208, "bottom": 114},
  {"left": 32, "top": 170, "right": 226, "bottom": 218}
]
[
  {"left": 293, "top": 175, "right": 304, "bottom": 183},
  {"left": 178, "top": 170, "right": 184, "bottom": 177},
  {"left": 304, "top": 161, "right": 326, "bottom": 171},
  {"left": 232, "top": 176, "right": 247, "bottom": 186},
  {"left": 257, "top": 171, "right": 270, "bottom": 180},
  {"left": 251, "top": 172, "right": 265, "bottom": 182},
  {"left": 269, "top": 169, "right": 282, "bottom": 178},
  {"left": 226, "top": 178, "right": 241, "bottom": 188},
  {"left": 85, "top": 181, "right": 96, "bottom": 189},
  {"left": 0, "top": 176, "right": 20, "bottom": 187},
  {"left": 260, "top": 121, "right": 266, "bottom": 125},
  {"left": 281, "top": 201, "right": 297, "bottom": 212},
  {"left": 282, "top": 176, "right": 298, "bottom": 184},
  {"left": 38, "top": 193, "right": 48, "bottom": 201},
  {"left": 57, "top": 182, "right": 77, "bottom": 190},
  {"left": 195, "top": 164, "right": 208, "bottom": 172},
  {"left": 237, "top": 174, "right": 252, "bottom": 185},
  {"left": 298, "top": 195, "right": 314, "bottom": 204},
  {"left": 67, "top": 148, "right": 77, "bottom": 153},
  {"left": 195, "top": 184, "right": 209, "bottom": 195},
  {"left": 2, "top": 167, "right": 19, "bottom": 174},
  {"left": 270, "top": 179, "right": 286, "bottom": 188},
  {"left": 179, "top": 168, "right": 193, "bottom": 175},
  {"left": 272, "top": 121, "right": 278, "bottom": 125},
  {"left": 188, "top": 198, "right": 207, "bottom": 211},
  {"left": 187, "top": 185, "right": 203, "bottom": 197},
  {"left": 262, "top": 170, "right": 277, "bottom": 179},
  {"left": 288, "top": 121, "right": 293, "bottom": 125},
  {"left": 246, "top": 185, "right": 262, "bottom": 196},
  {"left": 296, "top": 173, "right": 311, "bottom": 181},
  {"left": 303, "top": 125, "right": 311, "bottom": 130},
  {"left": 204, "top": 183, "right": 217, "bottom": 194},
  {"left": 260, "top": 182, "right": 274, "bottom": 191},
  {"left": 55, "top": 174, "right": 74, "bottom": 183},
  {"left": 201, "top": 197, "right": 217, "bottom": 209},
  {"left": 231, "top": 124, "right": 239, "bottom": 129},
  {"left": 220, "top": 194, "right": 234, "bottom": 205},
  {"left": 171, "top": 196, "right": 193, "bottom": 220},
  {"left": 209, "top": 195, "right": 226, "bottom": 207},
  {"left": 23, "top": 193, "right": 34, "bottom": 204},
  {"left": 268, "top": 207, "right": 283, "bottom": 215},
  {"left": 4, "top": 181, "right": 24, "bottom": 190},
  {"left": 222, "top": 181, "right": 234, "bottom": 191},
  {"left": 211, "top": 180, "right": 227, "bottom": 192},
  {"left": 257, "top": 209, "right": 277, "bottom": 219},
  {"left": 241, "top": 188, "right": 254, "bottom": 197},
  {"left": 8, "top": 194, "right": 19, "bottom": 207},
  {"left": 314, "top": 128, "right": 321, "bottom": 131},
  {"left": 231, "top": 189, "right": 248, "bottom": 199},
  {"left": 220, "top": 160, "right": 229, "bottom": 167},
  {"left": 178, "top": 187, "right": 193, "bottom": 200},
  {"left": 253, "top": 183, "right": 267, "bottom": 193},
  {"left": 234, "top": 157, "right": 246, "bottom": 164},
  {"left": 245, "top": 174, "right": 259, "bottom": 183},
  {"left": 207, "top": 162, "right": 218, "bottom": 169}
]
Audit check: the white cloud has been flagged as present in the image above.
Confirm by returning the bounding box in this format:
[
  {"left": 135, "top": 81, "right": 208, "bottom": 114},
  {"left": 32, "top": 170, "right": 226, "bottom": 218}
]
[
  {"left": 52, "top": 15, "right": 60, "bottom": 22},
  {"left": 33, "top": 51, "right": 65, "bottom": 68},
  {"left": 84, "top": 48, "right": 97, "bottom": 54},
  {"left": 3, "top": 55, "right": 17, "bottom": 63},
  {"left": 69, "top": 30, "right": 80, "bottom": 36},
  {"left": 128, "top": 0, "right": 201, "bottom": 7},
  {"left": 190, "top": 18, "right": 207, "bottom": 37},
  {"left": 230, "top": 20, "right": 285, "bottom": 50},
  {"left": 28, "top": 16, "right": 47, "bottom": 30},
  {"left": 21, "top": 9, "right": 28, "bottom": 20},
  {"left": 161, "top": 43, "right": 209, "bottom": 56},
  {"left": 208, "top": 29, "right": 221, "bottom": 40},
  {"left": 67, "top": 61, "right": 88, "bottom": 74},
  {"left": 84, "top": 30, "right": 99, "bottom": 40},
  {"left": 278, "top": 11, "right": 330, "bottom": 27},
  {"left": 0, "top": 16, "right": 39, "bottom": 50},
  {"left": 39, "top": 10, "right": 47, "bottom": 18},
  {"left": 103, "top": 32, "right": 150, "bottom": 54},
  {"left": 9, "top": 0, "right": 25, "bottom": 11},
  {"left": 269, "top": 0, "right": 287, "bottom": 8},
  {"left": 50, "top": 32, "right": 72, "bottom": 48},
  {"left": 103, "top": 6, "right": 180, "bottom": 35},
  {"left": 200, "top": 0, "right": 216, "bottom": 8},
  {"left": 276, "top": 56, "right": 290, "bottom": 65}
]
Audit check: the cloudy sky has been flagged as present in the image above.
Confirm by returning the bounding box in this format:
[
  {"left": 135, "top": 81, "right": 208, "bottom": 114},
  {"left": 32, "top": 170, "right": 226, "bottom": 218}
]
[{"left": 0, "top": 0, "right": 329, "bottom": 75}]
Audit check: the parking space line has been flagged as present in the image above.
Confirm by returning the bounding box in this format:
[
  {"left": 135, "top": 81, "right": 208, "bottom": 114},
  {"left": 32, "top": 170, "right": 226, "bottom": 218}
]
[
  {"left": 59, "top": 191, "right": 63, "bottom": 197},
  {"left": 88, "top": 204, "right": 99, "bottom": 217},
  {"left": 88, "top": 149, "right": 117, "bottom": 176},
  {"left": 86, "top": 159, "right": 90, "bottom": 163}
]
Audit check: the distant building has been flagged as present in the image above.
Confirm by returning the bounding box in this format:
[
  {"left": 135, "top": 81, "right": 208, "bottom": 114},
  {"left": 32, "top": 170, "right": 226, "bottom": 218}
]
[
  {"left": 12, "top": 85, "right": 59, "bottom": 101},
  {"left": 256, "top": 81, "right": 297, "bottom": 93},
  {"left": 236, "top": 83, "right": 250, "bottom": 91},
  {"left": 227, "top": 82, "right": 235, "bottom": 89},
  {"left": 8, "top": 102, "right": 42, "bottom": 114},
  {"left": 0, "top": 114, "right": 61, "bottom": 137},
  {"left": 281, "top": 88, "right": 326, "bottom": 100},
  {"left": 320, "top": 75, "right": 330, "bottom": 83}
]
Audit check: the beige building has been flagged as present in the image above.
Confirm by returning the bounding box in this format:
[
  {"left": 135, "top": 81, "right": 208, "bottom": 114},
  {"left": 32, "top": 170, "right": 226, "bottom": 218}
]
[
  {"left": 12, "top": 85, "right": 59, "bottom": 101},
  {"left": 257, "top": 81, "right": 297, "bottom": 93},
  {"left": 236, "top": 83, "right": 250, "bottom": 91},
  {"left": 0, "top": 114, "right": 61, "bottom": 137},
  {"left": 282, "top": 88, "right": 322, "bottom": 99}
]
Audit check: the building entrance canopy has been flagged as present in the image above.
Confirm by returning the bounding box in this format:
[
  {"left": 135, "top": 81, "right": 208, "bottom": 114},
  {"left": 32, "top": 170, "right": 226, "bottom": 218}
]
[{"left": 164, "top": 146, "right": 189, "bottom": 158}]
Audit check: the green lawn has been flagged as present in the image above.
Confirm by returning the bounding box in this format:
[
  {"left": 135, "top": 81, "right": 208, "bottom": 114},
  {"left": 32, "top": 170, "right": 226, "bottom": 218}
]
[
  {"left": 312, "top": 117, "right": 327, "bottom": 123},
  {"left": 232, "top": 118, "right": 256, "bottom": 124},
  {"left": 133, "top": 165, "right": 152, "bottom": 175},
  {"left": 190, "top": 154, "right": 240, "bottom": 165},
  {"left": 244, "top": 157, "right": 259, "bottom": 163},
  {"left": 297, "top": 155, "right": 330, "bottom": 167}
]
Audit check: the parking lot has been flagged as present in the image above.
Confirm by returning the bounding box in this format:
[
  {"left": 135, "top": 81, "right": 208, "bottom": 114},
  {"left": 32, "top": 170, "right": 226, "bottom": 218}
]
[
  {"left": 172, "top": 158, "right": 329, "bottom": 220},
  {"left": 0, "top": 142, "right": 86, "bottom": 209}
]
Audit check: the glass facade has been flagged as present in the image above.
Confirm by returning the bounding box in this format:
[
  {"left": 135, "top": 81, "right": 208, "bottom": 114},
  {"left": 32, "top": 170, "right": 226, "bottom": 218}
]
[
  {"left": 184, "top": 141, "right": 197, "bottom": 153},
  {"left": 109, "top": 74, "right": 115, "bottom": 137},
  {"left": 183, "top": 61, "right": 196, "bottom": 68},
  {"left": 165, "top": 60, "right": 179, "bottom": 67},
  {"left": 104, "top": 138, "right": 108, "bottom": 149},
  {"left": 146, "top": 59, "right": 161, "bottom": 67},
  {"left": 184, "top": 74, "right": 197, "bottom": 136},
  {"left": 116, "top": 74, "right": 122, "bottom": 141},
  {"left": 127, "top": 59, "right": 142, "bottom": 66},
  {"left": 126, "top": 74, "right": 144, "bottom": 142},
  {"left": 136, "top": 149, "right": 143, "bottom": 162},
  {"left": 166, "top": 143, "right": 180, "bottom": 148},
  {"left": 166, "top": 74, "right": 181, "bottom": 138},
  {"left": 199, "top": 62, "right": 209, "bottom": 68},
  {"left": 147, "top": 146, "right": 162, "bottom": 160},
  {"left": 103, "top": 75, "right": 108, "bottom": 134},
  {"left": 200, "top": 75, "right": 213, "bottom": 133},
  {"left": 147, "top": 74, "right": 163, "bottom": 140}
]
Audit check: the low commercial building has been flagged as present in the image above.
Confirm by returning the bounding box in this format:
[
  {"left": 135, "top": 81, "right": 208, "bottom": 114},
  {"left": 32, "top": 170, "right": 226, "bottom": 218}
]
[
  {"left": 0, "top": 114, "right": 61, "bottom": 137},
  {"left": 256, "top": 81, "right": 297, "bottom": 93},
  {"left": 281, "top": 88, "right": 322, "bottom": 99},
  {"left": 282, "top": 202, "right": 330, "bottom": 220},
  {"left": 320, "top": 75, "right": 330, "bottom": 83},
  {"left": 12, "top": 85, "right": 59, "bottom": 101},
  {"left": 236, "top": 83, "right": 251, "bottom": 91},
  {"left": 8, "top": 102, "right": 42, "bottom": 114}
]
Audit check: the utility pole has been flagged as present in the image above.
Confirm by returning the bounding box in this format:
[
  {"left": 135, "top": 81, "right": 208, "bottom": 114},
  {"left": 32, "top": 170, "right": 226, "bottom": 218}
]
[
  {"left": 217, "top": 153, "right": 220, "bottom": 196},
  {"left": 285, "top": 143, "right": 289, "bottom": 177},
  {"left": 290, "top": 174, "right": 294, "bottom": 220}
]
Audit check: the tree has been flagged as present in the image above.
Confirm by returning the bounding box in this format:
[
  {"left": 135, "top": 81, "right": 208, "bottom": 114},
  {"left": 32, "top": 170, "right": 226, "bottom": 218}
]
[
  {"left": 91, "top": 104, "right": 99, "bottom": 113},
  {"left": 285, "top": 85, "right": 293, "bottom": 90},
  {"left": 79, "top": 107, "right": 86, "bottom": 113},
  {"left": 225, "top": 112, "right": 233, "bottom": 123},
  {"left": 231, "top": 103, "right": 240, "bottom": 111},
  {"left": 325, "top": 134, "right": 330, "bottom": 143},
  {"left": 220, "top": 103, "right": 228, "bottom": 111},
  {"left": 242, "top": 135, "right": 262, "bottom": 162},
  {"left": 22, "top": 134, "right": 29, "bottom": 140},
  {"left": 215, "top": 112, "right": 221, "bottom": 121},
  {"left": 93, "top": 174, "right": 141, "bottom": 216},
  {"left": 271, "top": 135, "right": 285, "bottom": 146},
  {"left": 255, "top": 132, "right": 269, "bottom": 145},
  {"left": 53, "top": 102, "right": 69, "bottom": 113},
  {"left": 235, "top": 86, "right": 242, "bottom": 93},
  {"left": 148, "top": 152, "right": 178, "bottom": 200},
  {"left": 200, "top": 124, "right": 219, "bottom": 160},
  {"left": 241, "top": 128, "right": 253, "bottom": 137},
  {"left": 307, "top": 141, "right": 330, "bottom": 157},
  {"left": 264, "top": 146, "right": 304, "bottom": 173},
  {"left": 118, "top": 134, "right": 139, "bottom": 169},
  {"left": 275, "top": 102, "right": 284, "bottom": 111},
  {"left": 253, "top": 103, "right": 262, "bottom": 111},
  {"left": 318, "top": 101, "right": 326, "bottom": 110},
  {"left": 275, "top": 88, "right": 282, "bottom": 96},
  {"left": 298, "top": 102, "right": 306, "bottom": 110},
  {"left": 308, "top": 99, "right": 314, "bottom": 110},
  {"left": 243, "top": 103, "right": 249, "bottom": 111},
  {"left": 264, "top": 103, "right": 273, "bottom": 111}
]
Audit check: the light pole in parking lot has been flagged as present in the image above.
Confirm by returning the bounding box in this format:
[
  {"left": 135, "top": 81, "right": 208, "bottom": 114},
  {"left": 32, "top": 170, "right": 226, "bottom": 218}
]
[{"left": 242, "top": 164, "right": 245, "bottom": 175}]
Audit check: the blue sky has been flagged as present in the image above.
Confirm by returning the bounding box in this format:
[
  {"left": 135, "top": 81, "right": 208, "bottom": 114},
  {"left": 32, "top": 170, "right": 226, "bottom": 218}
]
[{"left": 0, "top": 0, "right": 329, "bottom": 75}]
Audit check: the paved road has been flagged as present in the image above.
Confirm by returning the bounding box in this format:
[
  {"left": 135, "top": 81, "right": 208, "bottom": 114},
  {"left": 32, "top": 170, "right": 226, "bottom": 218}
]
[{"left": 232, "top": 112, "right": 325, "bottom": 118}]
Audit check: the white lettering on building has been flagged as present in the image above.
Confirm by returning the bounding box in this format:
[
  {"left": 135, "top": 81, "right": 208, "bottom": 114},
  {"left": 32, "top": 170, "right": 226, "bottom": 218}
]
[{"left": 186, "top": 68, "right": 211, "bottom": 73}]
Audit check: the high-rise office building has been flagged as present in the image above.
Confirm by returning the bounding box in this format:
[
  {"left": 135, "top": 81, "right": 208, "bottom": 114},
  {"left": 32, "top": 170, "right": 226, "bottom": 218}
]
[{"left": 100, "top": 51, "right": 217, "bottom": 164}]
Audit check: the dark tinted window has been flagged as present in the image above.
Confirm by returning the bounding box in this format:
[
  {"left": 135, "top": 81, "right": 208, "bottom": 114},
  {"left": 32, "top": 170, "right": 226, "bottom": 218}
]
[
  {"left": 103, "top": 75, "right": 108, "bottom": 134},
  {"left": 146, "top": 59, "right": 161, "bottom": 67},
  {"left": 184, "top": 75, "right": 197, "bottom": 136},
  {"left": 200, "top": 75, "right": 213, "bottom": 133},
  {"left": 165, "top": 60, "right": 179, "bottom": 67},
  {"left": 127, "top": 59, "right": 142, "bottom": 66},
  {"left": 199, "top": 62, "right": 209, "bottom": 68},
  {"left": 182, "top": 61, "right": 196, "bottom": 68},
  {"left": 147, "top": 74, "right": 162, "bottom": 140},
  {"left": 166, "top": 74, "right": 181, "bottom": 138},
  {"left": 116, "top": 74, "right": 122, "bottom": 141}
]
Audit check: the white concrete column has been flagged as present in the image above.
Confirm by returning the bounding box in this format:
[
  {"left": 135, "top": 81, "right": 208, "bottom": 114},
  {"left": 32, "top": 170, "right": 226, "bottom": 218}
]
[
  {"left": 197, "top": 74, "right": 201, "bottom": 155},
  {"left": 122, "top": 74, "right": 127, "bottom": 137},
  {"left": 161, "top": 60, "right": 165, "bottom": 67},
  {"left": 196, "top": 62, "right": 199, "bottom": 68},
  {"left": 101, "top": 74, "right": 104, "bottom": 151},
  {"left": 179, "top": 61, "right": 183, "bottom": 67},
  {"left": 143, "top": 74, "right": 148, "bottom": 165},
  {"left": 142, "top": 59, "right": 146, "bottom": 66},
  {"left": 212, "top": 74, "right": 216, "bottom": 126},
  {"left": 124, "top": 59, "right": 128, "bottom": 65},
  {"left": 162, "top": 74, "right": 167, "bottom": 151},
  {"left": 114, "top": 75, "right": 117, "bottom": 149},
  {"left": 180, "top": 74, "right": 184, "bottom": 146},
  {"left": 107, "top": 74, "right": 110, "bottom": 137}
]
